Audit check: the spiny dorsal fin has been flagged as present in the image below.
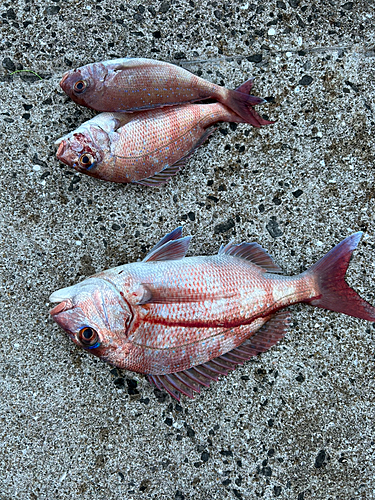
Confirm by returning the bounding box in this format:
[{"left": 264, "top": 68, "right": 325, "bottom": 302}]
[
  {"left": 146, "top": 227, "right": 183, "bottom": 255},
  {"left": 106, "top": 58, "right": 137, "bottom": 71},
  {"left": 143, "top": 236, "right": 191, "bottom": 263},
  {"left": 219, "top": 241, "right": 282, "bottom": 273}
]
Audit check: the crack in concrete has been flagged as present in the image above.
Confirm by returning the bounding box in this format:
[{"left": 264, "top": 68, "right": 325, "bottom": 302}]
[{"left": 1, "top": 46, "right": 375, "bottom": 83}]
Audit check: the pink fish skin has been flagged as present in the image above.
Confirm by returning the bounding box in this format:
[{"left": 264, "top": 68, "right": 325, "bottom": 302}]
[
  {"left": 59, "top": 58, "right": 272, "bottom": 127},
  {"left": 56, "top": 102, "right": 253, "bottom": 185},
  {"left": 49, "top": 229, "right": 375, "bottom": 400}
]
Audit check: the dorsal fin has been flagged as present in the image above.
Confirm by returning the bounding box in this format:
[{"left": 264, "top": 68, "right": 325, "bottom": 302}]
[
  {"left": 219, "top": 241, "right": 282, "bottom": 273},
  {"left": 143, "top": 237, "right": 191, "bottom": 263},
  {"left": 54, "top": 112, "right": 131, "bottom": 146},
  {"left": 146, "top": 227, "right": 183, "bottom": 254}
]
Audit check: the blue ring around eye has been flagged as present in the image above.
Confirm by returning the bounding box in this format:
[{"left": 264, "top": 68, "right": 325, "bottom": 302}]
[
  {"left": 79, "top": 325, "right": 100, "bottom": 349},
  {"left": 86, "top": 162, "right": 96, "bottom": 171},
  {"left": 78, "top": 153, "right": 96, "bottom": 171},
  {"left": 86, "top": 341, "right": 100, "bottom": 349}
]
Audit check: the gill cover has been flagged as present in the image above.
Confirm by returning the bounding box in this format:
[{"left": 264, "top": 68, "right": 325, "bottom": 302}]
[{"left": 49, "top": 278, "right": 133, "bottom": 346}]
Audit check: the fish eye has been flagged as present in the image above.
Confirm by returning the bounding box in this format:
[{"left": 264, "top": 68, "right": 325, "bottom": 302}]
[
  {"left": 78, "top": 327, "right": 100, "bottom": 348},
  {"left": 73, "top": 80, "right": 88, "bottom": 94},
  {"left": 78, "top": 153, "right": 95, "bottom": 168}
]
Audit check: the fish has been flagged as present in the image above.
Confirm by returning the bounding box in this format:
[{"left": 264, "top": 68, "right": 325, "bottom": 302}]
[
  {"left": 49, "top": 229, "right": 375, "bottom": 401},
  {"left": 59, "top": 57, "right": 273, "bottom": 128},
  {"left": 55, "top": 101, "right": 265, "bottom": 185}
]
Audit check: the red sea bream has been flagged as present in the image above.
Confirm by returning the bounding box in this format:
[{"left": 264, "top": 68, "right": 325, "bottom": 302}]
[
  {"left": 59, "top": 57, "right": 272, "bottom": 127},
  {"left": 55, "top": 101, "right": 268, "bottom": 185},
  {"left": 49, "top": 229, "right": 375, "bottom": 401}
]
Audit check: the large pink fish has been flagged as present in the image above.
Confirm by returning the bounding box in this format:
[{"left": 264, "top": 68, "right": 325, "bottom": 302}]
[
  {"left": 59, "top": 58, "right": 272, "bottom": 127},
  {"left": 56, "top": 102, "right": 259, "bottom": 186},
  {"left": 49, "top": 229, "right": 375, "bottom": 401}
]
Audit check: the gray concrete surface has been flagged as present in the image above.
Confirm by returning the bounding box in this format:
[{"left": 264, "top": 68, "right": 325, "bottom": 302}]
[{"left": 1, "top": 0, "right": 375, "bottom": 499}]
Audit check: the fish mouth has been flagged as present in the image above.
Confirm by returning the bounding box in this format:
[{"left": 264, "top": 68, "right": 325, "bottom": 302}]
[
  {"left": 56, "top": 141, "right": 67, "bottom": 162},
  {"left": 49, "top": 299, "right": 73, "bottom": 316},
  {"left": 56, "top": 140, "right": 74, "bottom": 167},
  {"left": 60, "top": 71, "right": 71, "bottom": 91},
  {"left": 49, "top": 285, "right": 77, "bottom": 315}
]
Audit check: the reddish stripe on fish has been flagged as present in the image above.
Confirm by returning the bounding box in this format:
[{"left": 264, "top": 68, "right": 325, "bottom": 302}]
[
  {"left": 56, "top": 102, "right": 263, "bottom": 185},
  {"left": 49, "top": 229, "right": 375, "bottom": 400}
]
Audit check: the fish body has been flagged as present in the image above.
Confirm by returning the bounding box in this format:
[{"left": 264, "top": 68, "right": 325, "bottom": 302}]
[
  {"left": 60, "top": 58, "right": 272, "bottom": 127},
  {"left": 50, "top": 229, "right": 375, "bottom": 400},
  {"left": 56, "top": 103, "right": 249, "bottom": 185}
]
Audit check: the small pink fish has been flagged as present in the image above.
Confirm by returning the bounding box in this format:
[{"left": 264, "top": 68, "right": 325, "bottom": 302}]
[
  {"left": 49, "top": 229, "right": 375, "bottom": 401},
  {"left": 56, "top": 102, "right": 261, "bottom": 186},
  {"left": 60, "top": 57, "right": 272, "bottom": 127}
]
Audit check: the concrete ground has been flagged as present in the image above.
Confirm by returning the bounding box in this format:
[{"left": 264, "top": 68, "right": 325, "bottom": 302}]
[{"left": 1, "top": 0, "right": 375, "bottom": 499}]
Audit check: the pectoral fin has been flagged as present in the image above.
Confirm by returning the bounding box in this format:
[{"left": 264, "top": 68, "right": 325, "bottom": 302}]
[{"left": 136, "top": 228, "right": 210, "bottom": 305}]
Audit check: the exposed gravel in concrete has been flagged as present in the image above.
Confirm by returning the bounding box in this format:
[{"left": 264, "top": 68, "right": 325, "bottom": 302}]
[{"left": 1, "top": 1, "right": 375, "bottom": 499}]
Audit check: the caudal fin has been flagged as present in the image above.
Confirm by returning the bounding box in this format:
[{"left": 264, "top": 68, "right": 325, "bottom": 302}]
[
  {"left": 225, "top": 80, "right": 274, "bottom": 127},
  {"left": 235, "top": 78, "right": 255, "bottom": 94},
  {"left": 304, "top": 232, "right": 375, "bottom": 322}
]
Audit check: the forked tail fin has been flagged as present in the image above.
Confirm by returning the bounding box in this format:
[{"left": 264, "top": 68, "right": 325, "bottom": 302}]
[
  {"left": 304, "top": 232, "right": 375, "bottom": 322},
  {"left": 225, "top": 81, "right": 275, "bottom": 127}
]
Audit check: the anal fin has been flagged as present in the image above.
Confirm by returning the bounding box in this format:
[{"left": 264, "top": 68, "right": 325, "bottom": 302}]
[
  {"left": 134, "top": 126, "right": 217, "bottom": 187},
  {"left": 135, "top": 162, "right": 184, "bottom": 187},
  {"left": 147, "top": 310, "right": 291, "bottom": 400}
]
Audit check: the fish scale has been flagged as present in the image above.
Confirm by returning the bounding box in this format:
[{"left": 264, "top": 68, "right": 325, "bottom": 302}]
[
  {"left": 121, "top": 320, "right": 268, "bottom": 375},
  {"left": 103, "top": 255, "right": 313, "bottom": 330},
  {"left": 113, "top": 104, "right": 216, "bottom": 164},
  {"left": 56, "top": 102, "right": 255, "bottom": 184},
  {"left": 59, "top": 57, "right": 269, "bottom": 126},
  {"left": 56, "top": 62, "right": 273, "bottom": 185},
  {"left": 109, "top": 64, "right": 210, "bottom": 107},
  {"left": 50, "top": 228, "right": 375, "bottom": 399}
]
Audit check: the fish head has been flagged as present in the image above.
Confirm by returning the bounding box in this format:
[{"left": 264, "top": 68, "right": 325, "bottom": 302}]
[
  {"left": 49, "top": 278, "right": 133, "bottom": 365},
  {"left": 60, "top": 62, "right": 107, "bottom": 108},
  {"left": 56, "top": 126, "right": 111, "bottom": 178}
]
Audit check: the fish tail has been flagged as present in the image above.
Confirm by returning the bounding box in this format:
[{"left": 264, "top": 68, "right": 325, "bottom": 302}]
[
  {"left": 223, "top": 81, "right": 274, "bottom": 127},
  {"left": 234, "top": 77, "right": 255, "bottom": 94},
  {"left": 304, "top": 232, "right": 375, "bottom": 321}
]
